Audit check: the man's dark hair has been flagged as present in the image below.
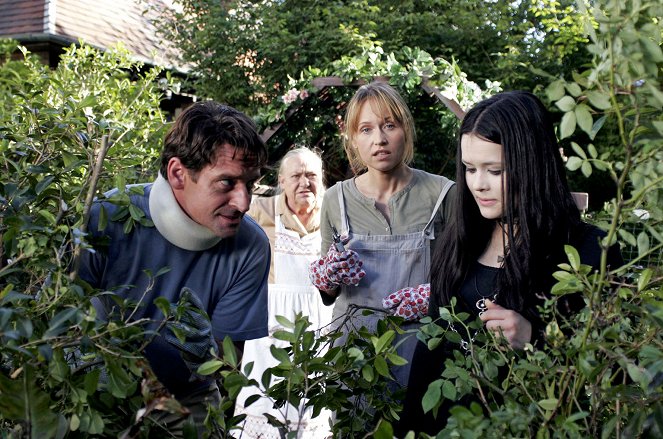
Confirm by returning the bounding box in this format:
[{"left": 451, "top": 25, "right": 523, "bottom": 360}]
[{"left": 160, "top": 101, "right": 267, "bottom": 179}]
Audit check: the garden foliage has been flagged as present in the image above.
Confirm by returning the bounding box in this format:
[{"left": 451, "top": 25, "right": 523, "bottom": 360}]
[
  {"left": 0, "top": 0, "right": 661, "bottom": 437},
  {"left": 0, "top": 42, "right": 191, "bottom": 438},
  {"left": 205, "top": 1, "right": 663, "bottom": 438}
]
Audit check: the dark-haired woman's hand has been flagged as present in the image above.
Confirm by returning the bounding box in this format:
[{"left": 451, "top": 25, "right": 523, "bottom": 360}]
[{"left": 480, "top": 300, "right": 532, "bottom": 349}]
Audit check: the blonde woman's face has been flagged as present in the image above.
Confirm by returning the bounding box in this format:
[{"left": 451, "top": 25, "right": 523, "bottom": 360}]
[{"left": 353, "top": 101, "right": 406, "bottom": 174}]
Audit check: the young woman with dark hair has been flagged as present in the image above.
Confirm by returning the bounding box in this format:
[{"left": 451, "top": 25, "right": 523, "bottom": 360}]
[{"left": 395, "top": 91, "right": 622, "bottom": 435}]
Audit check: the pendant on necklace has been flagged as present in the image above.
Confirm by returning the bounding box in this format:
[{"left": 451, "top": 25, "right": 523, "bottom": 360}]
[
  {"left": 476, "top": 298, "right": 488, "bottom": 317},
  {"left": 497, "top": 254, "right": 504, "bottom": 263}
]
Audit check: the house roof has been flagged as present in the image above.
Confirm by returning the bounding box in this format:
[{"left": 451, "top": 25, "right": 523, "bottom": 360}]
[{"left": 0, "top": 0, "right": 185, "bottom": 71}]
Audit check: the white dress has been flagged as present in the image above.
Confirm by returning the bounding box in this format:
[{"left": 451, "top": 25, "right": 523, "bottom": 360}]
[{"left": 233, "top": 204, "right": 333, "bottom": 438}]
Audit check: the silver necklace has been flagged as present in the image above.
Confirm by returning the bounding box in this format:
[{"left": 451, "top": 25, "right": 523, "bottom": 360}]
[
  {"left": 449, "top": 270, "right": 499, "bottom": 352},
  {"left": 474, "top": 275, "right": 498, "bottom": 317}
]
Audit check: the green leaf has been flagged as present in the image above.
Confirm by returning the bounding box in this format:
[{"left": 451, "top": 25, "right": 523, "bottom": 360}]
[
  {"left": 62, "top": 151, "right": 77, "bottom": 168},
  {"left": 637, "top": 231, "right": 650, "bottom": 257},
  {"left": 581, "top": 160, "right": 592, "bottom": 177},
  {"left": 275, "top": 315, "right": 294, "bottom": 328},
  {"left": 45, "top": 308, "right": 78, "bottom": 337},
  {"left": 438, "top": 307, "right": 452, "bottom": 322},
  {"left": 270, "top": 345, "right": 291, "bottom": 365},
  {"left": 361, "top": 364, "right": 374, "bottom": 382},
  {"left": 618, "top": 229, "right": 637, "bottom": 246},
  {"left": 588, "top": 144, "right": 598, "bottom": 159},
  {"left": 49, "top": 351, "right": 69, "bottom": 382},
  {"left": 106, "top": 362, "right": 133, "bottom": 398},
  {"left": 552, "top": 271, "right": 576, "bottom": 282},
  {"left": 575, "top": 104, "right": 593, "bottom": 134},
  {"left": 197, "top": 360, "right": 224, "bottom": 376},
  {"left": 422, "top": 379, "right": 443, "bottom": 413},
  {"left": 35, "top": 175, "right": 55, "bottom": 195},
  {"left": 571, "top": 142, "right": 587, "bottom": 159},
  {"left": 564, "top": 245, "right": 581, "bottom": 271},
  {"left": 386, "top": 352, "right": 408, "bottom": 366},
  {"left": 38, "top": 209, "right": 56, "bottom": 224},
  {"left": 128, "top": 203, "right": 145, "bottom": 220},
  {"left": 272, "top": 329, "right": 296, "bottom": 343},
  {"left": 565, "top": 82, "right": 582, "bottom": 97},
  {"left": 638, "top": 268, "right": 653, "bottom": 292},
  {"left": 84, "top": 369, "right": 100, "bottom": 395},
  {"left": 88, "top": 411, "right": 105, "bottom": 435},
  {"left": 560, "top": 111, "right": 577, "bottom": 139},
  {"left": 626, "top": 363, "right": 648, "bottom": 388},
  {"left": 442, "top": 380, "right": 457, "bottom": 400},
  {"left": 373, "top": 419, "right": 394, "bottom": 439},
  {"left": 555, "top": 95, "right": 576, "bottom": 112},
  {"left": 222, "top": 336, "right": 238, "bottom": 367},
  {"left": 372, "top": 330, "right": 395, "bottom": 353},
  {"left": 347, "top": 347, "right": 364, "bottom": 361},
  {"left": 587, "top": 91, "right": 612, "bottom": 110},
  {"left": 590, "top": 115, "right": 607, "bottom": 140},
  {"left": 374, "top": 355, "right": 390, "bottom": 377},
  {"left": 566, "top": 156, "right": 583, "bottom": 171},
  {"left": 98, "top": 205, "right": 108, "bottom": 231},
  {"left": 546, "top": 80, "right": 565, "bottom": 101},
  {"left": 538, "top": 398, "right": 558, "bottom": 410},
  {"left": 70, "top": 414, "right": 80, "bottom": 431},
  {"left": 639, "top": 36, "right": 663, "bottom": 62},
  {"left": 0, "top": 365, "right": 59, "bottom": 438}
]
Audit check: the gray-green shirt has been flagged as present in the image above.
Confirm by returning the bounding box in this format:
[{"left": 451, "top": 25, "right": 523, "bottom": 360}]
[{"left": 320, "top": 168, "right": 457, "bottom": 254}]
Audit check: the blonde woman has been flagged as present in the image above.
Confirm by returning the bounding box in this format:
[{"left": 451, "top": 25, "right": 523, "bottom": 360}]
[{"left": 309, "top": 81, "right": 456, "bottom": 388}]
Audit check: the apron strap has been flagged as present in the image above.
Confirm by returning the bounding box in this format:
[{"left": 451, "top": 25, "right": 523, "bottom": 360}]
[
  {"left": 423, "top": 177, "right": 455, "bottom": 235},
  {"left": 337, "top": 182, "right": 350, "bottom": 236},
  {"left": 273, "top": 195, "right": 289, "bottom": 233}
]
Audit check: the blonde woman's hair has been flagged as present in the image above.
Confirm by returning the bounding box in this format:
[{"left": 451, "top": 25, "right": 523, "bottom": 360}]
[{"left": 342, "top": 81, "right": 416, "bottom": 174}]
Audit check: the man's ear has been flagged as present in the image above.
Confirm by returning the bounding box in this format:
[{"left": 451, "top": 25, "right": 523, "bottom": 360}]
[
  {"left": 167, "top": 158, "right": 187, "bottom": 190},
  {"left": 277, "top": 174, "right": 285, "bottom": 188}
]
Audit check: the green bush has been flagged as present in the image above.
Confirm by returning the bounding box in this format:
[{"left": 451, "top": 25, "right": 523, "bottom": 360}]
[
  {"left": 1, "top": 0, "right": 661, "bottom": 437},
  {"left": 0, "top": 41, "right": 190, "bottom": 437}
]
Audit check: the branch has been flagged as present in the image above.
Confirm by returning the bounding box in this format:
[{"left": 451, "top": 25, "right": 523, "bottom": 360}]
[{"left": 68, "top": 135, "right": 110, "bottom": 281}]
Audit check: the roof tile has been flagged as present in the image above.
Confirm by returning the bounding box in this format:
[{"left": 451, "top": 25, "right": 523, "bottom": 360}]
[{"left": 0, "top": 0, "right": 184, "bottom": 70}]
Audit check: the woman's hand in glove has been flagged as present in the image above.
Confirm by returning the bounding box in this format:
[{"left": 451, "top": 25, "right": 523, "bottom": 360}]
[
  {"left": 309, "top": 239, "right": 365, "bottom": 292},
  {"left": 382, "top": 283, "right": 430, "bottom": 321}
]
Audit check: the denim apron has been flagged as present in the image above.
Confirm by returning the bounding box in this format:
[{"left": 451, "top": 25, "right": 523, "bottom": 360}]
[
  {"left": 332, "top": 176, "right": 454, "bottom": 388},
  {"left": 234, "top": 198, "right": 332, "bottom": 438}
]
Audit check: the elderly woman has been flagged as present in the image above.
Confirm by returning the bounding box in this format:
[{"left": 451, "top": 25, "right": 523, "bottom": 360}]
[{"left": 234, "top": 147, "right": 332, "bottom": 438}]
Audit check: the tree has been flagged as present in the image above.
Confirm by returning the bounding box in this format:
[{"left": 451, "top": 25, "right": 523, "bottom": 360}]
[{"left": 156, "top": 0, "right": 590, "bottom": 113}]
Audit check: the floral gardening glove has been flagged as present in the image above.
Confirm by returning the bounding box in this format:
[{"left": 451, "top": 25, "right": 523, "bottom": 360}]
[
  {"left": 382, "top": 283, "right": 431, "bottom": 321},
  {"left": 164, "top": 287, "right": 218, "bottom": 379},
  {"left": 309, "top": 238, "right": 366, "bottom": 292}
]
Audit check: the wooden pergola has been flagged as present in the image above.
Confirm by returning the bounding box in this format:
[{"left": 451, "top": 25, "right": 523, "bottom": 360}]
[{"left": 260, "top": 76, "right": 465, "bottom": 143}]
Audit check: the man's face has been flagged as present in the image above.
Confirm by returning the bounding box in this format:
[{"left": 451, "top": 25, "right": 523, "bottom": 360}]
[
  {"left": 172, "top": 144, "right": 261, "bottom": 238},
  {"left": 278, "top": 154, "right": 323, "bottom": 215}
]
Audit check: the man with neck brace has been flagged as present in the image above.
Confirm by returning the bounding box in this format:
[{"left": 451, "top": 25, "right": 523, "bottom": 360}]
[{"left": 78, "top": 102, "right": 270, "bottom": 432}]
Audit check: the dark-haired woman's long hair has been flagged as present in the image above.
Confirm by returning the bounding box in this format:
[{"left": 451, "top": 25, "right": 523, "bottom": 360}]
[{"left": 430, "top": 91, "right": 581, "bottom": 322}]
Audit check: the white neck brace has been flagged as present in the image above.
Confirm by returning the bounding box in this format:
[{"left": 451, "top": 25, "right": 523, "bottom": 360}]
[{"left": 149, "top": 174, "right": 222, "bottom": 251}]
